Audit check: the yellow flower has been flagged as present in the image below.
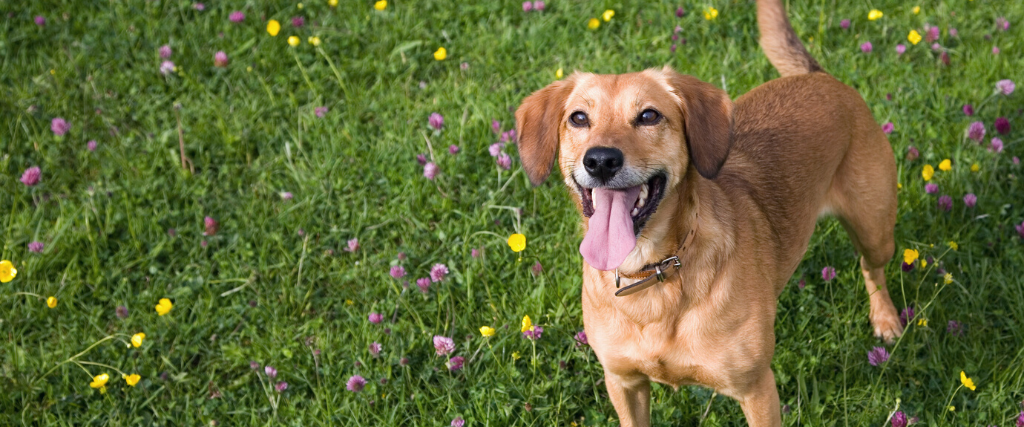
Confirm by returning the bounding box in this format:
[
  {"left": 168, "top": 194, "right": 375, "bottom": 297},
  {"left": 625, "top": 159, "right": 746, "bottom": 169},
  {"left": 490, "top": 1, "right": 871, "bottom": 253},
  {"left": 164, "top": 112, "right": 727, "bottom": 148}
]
[
  {"left": 922, "top": 164, "right": 934, "bottom": 181},
  {"left": 920, "top": 260, "right": 928, "bottom": 268},
  {"left": 267, "top": 20, "right": 281, "bottom": 37},
  {"left": 297, "top": 2, "right": 304, "bottom": 9},
  {"left": 345, "top": 299, "right": 354, "bottom": 305},
  {"left": 917, "top": 318, "right": 928, "bottom": 327},
  {"left": 131, "top": 332, "right": 146, "bottom": 348},
  {"left": 433, "top": 47, "right": 447, "bottom": 61},
  {"left": 602, "top": 10, "right": 615, "bottom": 22},
  {"left": 508, "top": 233, "right": 526, "bottom": 252},
  {"left": 949, "top": 241, "right": 958, "bottom": 250},
  {"left": 948, "top": 406, "right": 955, "bottom": 412},
  {"left": 511, "top": 351, "right": 521, "bottom": 360},
  {"left": 479, "top": 326, "right": 495, "bottom": 337},
  {"left": 587, "top": 18, "right": 600, "bottom": 30},
  {"left": 908, "top": 29, "right": 922, "bottom": 45},
  {"left": 124, "top": 373, "right": 140, "bottom": 386},
  {"left": 329, "top": 0, "right": 338, "bottom": 6},
  {"left": 308, "top": 36, "right": 321, "bottom": 46},
  {"left": 155, "top": 298, "right": 173, "bottom": 316},
  {"left": 960, "top": 371, "right": 976, "bottom": 391},
  {"left": 90, "top": 373, "right": 109, "bottom": 389},
  {"left": 0, "top": 260, "right": 17, "bottom": 283},
  {"left": 703, "top": 7, "right": 718, "bottom": 20},
  {"left": 939, "top": 159, "right": 952, "bottom": 171},
  {"left": 944, "top": 273, "right": 953, "bottom": 284},
  {"left": 912, "top": 6, "right": 920, "bottom": 14},
  {"left": 897, "top": 183, "right": 903, "bottom": 189},
  {"left": 374, "top": 0, "right": 387, "bottom": 11},
  {"left": 971, "top": 163, "right": 980, "bottom": 172},
  {"left": 46, "top": 296, "right": 58, "bottom": 308},
  {"left": 903, "top": 249, "right": 919, "bottom": 265},
  {"left": 521, "top": 315, "right": 533, "bottom": 333},
  {"left": 288, "top": 36, "right": 300, "bottom": 47},
  {"left": 555, "top": 68, "right": 563, "bottom": 79},
  {"left": 868, "top": 9, "right": 883, "bottom": 21}
]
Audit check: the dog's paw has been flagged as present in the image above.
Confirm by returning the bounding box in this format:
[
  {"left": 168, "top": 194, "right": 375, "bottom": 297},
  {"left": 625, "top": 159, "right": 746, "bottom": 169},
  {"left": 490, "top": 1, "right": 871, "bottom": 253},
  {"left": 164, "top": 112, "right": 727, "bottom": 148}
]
[{"left": 870, "top": 307, "right": 904, "bottom": 344}]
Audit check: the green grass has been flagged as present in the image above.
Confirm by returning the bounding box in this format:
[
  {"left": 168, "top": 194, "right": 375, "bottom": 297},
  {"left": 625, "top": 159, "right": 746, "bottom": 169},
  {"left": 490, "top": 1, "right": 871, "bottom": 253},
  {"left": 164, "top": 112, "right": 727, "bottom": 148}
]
[{"left": 2, "top": 0, "right": 1023, "bottom": 425}]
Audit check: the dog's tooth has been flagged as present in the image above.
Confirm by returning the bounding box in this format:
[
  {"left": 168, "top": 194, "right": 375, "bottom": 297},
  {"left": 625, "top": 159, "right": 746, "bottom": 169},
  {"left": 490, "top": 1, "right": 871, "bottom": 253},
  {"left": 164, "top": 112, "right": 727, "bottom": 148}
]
[
  {"left": 631, "top": 207, "right": 639, "bottom": 216},
  {"left": 591, "top": 189, "right": 598, "bottom": 209},
  {"left": 640, "top": 184, "right": 649, "bottom": 201}
]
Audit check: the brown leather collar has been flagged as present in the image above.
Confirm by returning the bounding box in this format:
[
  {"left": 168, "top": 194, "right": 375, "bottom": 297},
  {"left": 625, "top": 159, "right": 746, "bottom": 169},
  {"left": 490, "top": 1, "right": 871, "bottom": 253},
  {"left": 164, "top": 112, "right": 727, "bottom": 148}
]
[{"left": 614, "top": 209, "right": 699, "bottom": 297}]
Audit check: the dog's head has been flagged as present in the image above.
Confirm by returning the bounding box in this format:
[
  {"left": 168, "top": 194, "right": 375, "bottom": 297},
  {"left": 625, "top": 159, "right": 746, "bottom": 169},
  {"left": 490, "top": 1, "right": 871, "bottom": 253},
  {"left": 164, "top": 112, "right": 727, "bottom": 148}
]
[{"left": 515, "top": 67, "right": 733, "bottom": 271}]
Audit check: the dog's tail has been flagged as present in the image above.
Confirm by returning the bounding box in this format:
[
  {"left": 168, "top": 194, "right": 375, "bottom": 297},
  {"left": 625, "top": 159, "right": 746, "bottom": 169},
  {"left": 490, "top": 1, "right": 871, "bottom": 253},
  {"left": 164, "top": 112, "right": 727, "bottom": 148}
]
[{"left": 757, "top": 0, "right": 822, "bottom": 77}]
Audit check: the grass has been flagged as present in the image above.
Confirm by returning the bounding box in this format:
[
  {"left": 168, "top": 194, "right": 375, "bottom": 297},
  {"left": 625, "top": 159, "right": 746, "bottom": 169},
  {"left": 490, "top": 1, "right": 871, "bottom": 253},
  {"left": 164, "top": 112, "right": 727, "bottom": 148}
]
[{"left": 1, "top": 0, "right": 1023, "bottom": 425}]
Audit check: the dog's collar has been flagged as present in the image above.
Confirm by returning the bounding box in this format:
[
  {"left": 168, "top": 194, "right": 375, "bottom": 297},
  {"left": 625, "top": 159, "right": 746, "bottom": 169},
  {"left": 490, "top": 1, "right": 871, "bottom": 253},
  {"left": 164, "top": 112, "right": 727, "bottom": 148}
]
[{"left": 613, "top": 210, "right": 699, "bottom": 297}]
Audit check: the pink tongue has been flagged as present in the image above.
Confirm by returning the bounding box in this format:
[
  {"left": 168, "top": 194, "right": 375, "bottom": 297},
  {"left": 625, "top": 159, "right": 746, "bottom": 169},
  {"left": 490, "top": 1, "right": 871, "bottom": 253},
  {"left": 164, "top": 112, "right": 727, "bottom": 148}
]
[{"left": 580, "top": 186, "right": 642, "bottom": 271}]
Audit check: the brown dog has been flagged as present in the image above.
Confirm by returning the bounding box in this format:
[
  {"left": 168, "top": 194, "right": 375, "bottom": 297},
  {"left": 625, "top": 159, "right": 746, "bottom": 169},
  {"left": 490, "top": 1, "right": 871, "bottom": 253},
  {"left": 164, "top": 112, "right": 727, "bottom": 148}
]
[{"left": 514, "top": 1, "right": 900, "bottom": 425}]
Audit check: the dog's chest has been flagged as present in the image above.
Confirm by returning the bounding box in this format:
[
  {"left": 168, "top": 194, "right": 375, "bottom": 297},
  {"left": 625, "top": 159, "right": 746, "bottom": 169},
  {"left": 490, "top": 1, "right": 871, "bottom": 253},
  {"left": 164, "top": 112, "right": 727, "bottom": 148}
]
[{"left": 586, "top": 312, "right": 717, "bottom": 388}]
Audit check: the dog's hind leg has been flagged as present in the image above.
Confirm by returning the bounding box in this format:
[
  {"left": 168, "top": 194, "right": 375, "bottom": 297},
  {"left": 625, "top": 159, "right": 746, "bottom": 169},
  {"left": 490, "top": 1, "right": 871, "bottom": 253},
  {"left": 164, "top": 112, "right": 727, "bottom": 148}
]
[
  {"left": 828, "top": 125, "right": 902, "bottom": 343},
  {"left": 604, "top": 372, "right": 651, "bottom": 427},
  {"left": 736, "top": 367, "right": 782, "bottom": 427}
]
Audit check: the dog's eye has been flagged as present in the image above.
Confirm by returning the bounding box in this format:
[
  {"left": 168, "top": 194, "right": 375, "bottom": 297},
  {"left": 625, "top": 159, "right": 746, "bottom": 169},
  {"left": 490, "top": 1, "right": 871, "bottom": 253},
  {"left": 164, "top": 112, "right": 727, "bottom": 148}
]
[
  {"left": 569, "top": 111, "right": 589, "bottom": 127},
  {"left": 637, "top": 109, "right": 662, "bottom": 126}
]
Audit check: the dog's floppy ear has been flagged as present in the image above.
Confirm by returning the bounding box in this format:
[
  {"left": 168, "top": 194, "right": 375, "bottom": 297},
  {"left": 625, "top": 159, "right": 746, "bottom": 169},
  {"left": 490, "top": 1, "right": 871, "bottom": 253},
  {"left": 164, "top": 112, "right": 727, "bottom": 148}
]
[
  {"left": 667, "top": 70, "right": 734, "bottom": 179},
  {"left": 515, "top": 79, "right": 574, "bottom": 186}
]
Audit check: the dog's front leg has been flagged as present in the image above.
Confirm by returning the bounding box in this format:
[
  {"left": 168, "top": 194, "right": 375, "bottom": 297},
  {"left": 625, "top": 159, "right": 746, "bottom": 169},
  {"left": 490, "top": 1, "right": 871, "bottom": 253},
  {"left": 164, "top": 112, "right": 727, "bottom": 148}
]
[
  {"left": 736, "top": 367, "right": 782, "bottom": 427},
  {"left": 604, "top": 371, "right": 651, "bottom": 427}
]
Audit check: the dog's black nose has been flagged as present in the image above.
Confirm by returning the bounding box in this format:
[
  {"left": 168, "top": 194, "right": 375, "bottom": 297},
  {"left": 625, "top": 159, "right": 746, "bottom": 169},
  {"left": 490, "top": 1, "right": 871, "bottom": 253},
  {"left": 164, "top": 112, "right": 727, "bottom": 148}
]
[{"left": 583, "top": 147, "right": 624, "bottom": 182}]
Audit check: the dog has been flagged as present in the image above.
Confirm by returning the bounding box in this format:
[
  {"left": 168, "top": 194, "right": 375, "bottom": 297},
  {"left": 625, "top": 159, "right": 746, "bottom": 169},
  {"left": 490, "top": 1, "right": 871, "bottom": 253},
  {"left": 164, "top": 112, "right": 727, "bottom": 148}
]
[{"left": 513, "top": 0, "right": 900, "bottom": 425}]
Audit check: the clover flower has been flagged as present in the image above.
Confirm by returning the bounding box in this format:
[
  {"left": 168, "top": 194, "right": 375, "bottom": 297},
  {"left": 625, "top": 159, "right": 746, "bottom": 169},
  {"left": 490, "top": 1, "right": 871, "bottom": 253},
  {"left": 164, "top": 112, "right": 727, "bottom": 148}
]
[
  {"left": 369, "top": 342, "right": 382, "bottom": 357},
  {"left": 867, "top": 346, "right": 889, "bottom": 366},
  {"left": 416, "top": 277, "right": 430, "bottom": 293},
  {"left": 963, "top": 104, "right": 974, "bottom": 116},
  {"left": 229, "top": 11, "right": 245, "bottom": 23},
  {"left": 860, "top": 42, "right": 873, "bottom": 53},
  {"left": 497, "top": 153, "right": 512, "bottom": 170},
  {"left": 315, "top": 106, "right": 328, "bottom": 118},
  {"left": 430, "top": 263, "right": 449, "bottom": 282},
  {"left": 51, "top": 118, "right": 70, "bottom": 136},
  {"left": 159, "top": 45, "right": 172, "bottom": 58},
  {"left": 891, "top": 411, "right": 907, "bottom": 427},
  {"left": 390, "top": 265, "right": 406, "bottom": 279},
  {"left": 275, "top": 382, "right": 288, "bottom": 392},
  {"left": 840, "top": 19, "right": 850, "bottom": 30},
  {"left": 160, "top": 61, "right": 175, "bottom": 75},
  {"left": 990, "top": 138, "right": 1004, "bottom": 153},
  {"left": 87, "top": 140, "right": 98, "bottom": 151},
  {"left": 368, "top": 312, "right": 383, "bottom": 324},
  {"left": 264, "top": 365, "right": 277, "bottom": 378},
  {"left": 882, "top": 122, "right": 894, "bottom": 134},
  {"left": 34, "top": 15, "right": 45, "bottom": 26},
  {"left": 996, "top": 79, "right": 1015, "bottom": 95},
  {"left": 995, "top": 117, "right": 1010, "bottom": 134},
  {"left": 963, "top": 194, "right": 977, "bottom": 208},
  {"left": 925, "top": 183, "right": 938, "bottom": 194},
  {"left": 346, "top": 238, "right": 359, "bottom": 252},
  {"left": 447, "top": 355, "right": 465, "bottom": 371},
  {"left": 424, "top": 162, "right": 439, "bottom": 179},
  {"left": 433, "top": 335, "right": 455, "bottom": 356},
  {"left": 28, "top": 241, "right": 44, "bottom": 253},
  {"left": 214, "top": 51, "right": 228, "bottom": 67},
  {"left": 938, "top": 195, "right": 952, "bottom": 212},
  {"left": 575, "top": 330, "right": 589, "bottom": 347},
  {"left": 346, "top": 375, "right": 366, "bottom": 392},
  {"left": 821, "top": 266, "right": 836, "bottom": 282}
]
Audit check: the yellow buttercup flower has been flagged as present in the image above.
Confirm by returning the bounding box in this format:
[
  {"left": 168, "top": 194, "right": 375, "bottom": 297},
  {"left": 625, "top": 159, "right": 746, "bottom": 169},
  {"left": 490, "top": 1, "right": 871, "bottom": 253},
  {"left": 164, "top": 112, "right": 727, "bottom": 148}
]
[
  {"left": 329, "top": 0, "right": 338, "bottom": 7},
  {"left": 521, "top": 315, "right": 533, "bottom": 333},
  {"left": 155, "top": 298, "right": 173, "bottom": 316},
  {"left": 131, "top": 332, "right": 146, "bottom": 348},
  {"left": 922, "top": 164, "right": 934, "bottom": 181},
  {"left": 897, "top": 183, "right": 902, "bottom": 189},
  {"left": 587, "top": 18, "right": 600, "bottom": 30},
  {"left": 903, "top": 249, "right": 919, "bottom": 265},
  {"left": 960, "top": 371, "right": 976, "bottom": 391},
  {"left": 908, "top": 30, "right": 922, "bottom": 45},
  {"left": 512, "top": 351, "right": 521, "bottom": 360},
  {"left": 124, "top": 373, "right": 141, "bottom": 386},
  {"left": 90, "top": 373, "right": 109, "bottom": 389},
  {"left": 297, "top": 2, "right": 303, "bottom": 9},
  {"left": 374, "top": 1, "right": 387, "bottom": 10},
  {"left": 267, "top": 20, "right": 281, "bottom": 36},
  {"left": 345, "top": 299, "right": 354, "bottom": 305},
  {"left": 308, "top": 36, "right": 321, "bottom": 46},
  {"left": 912, "top": 6, "right": 920, "bottom": 14},
  {"left": 555, "top": 68, "right": 563, "bottom": 79},
  {"left": 939, "top": 159, "right": 952, "bottom": 171},
  {"left": 944, "top": 273, "right": 953, "bottom": 284},
  {"left": 971, "top": 163, "right": 980, "bottom": 172},
  {"left": 433, "top": 47, "right": 447, "bottom": 61},
  {"left": 508, "top": 233, "right": 526, "bottom": 252},
  {"left": 602, "top": 10, "right": 615, "bottom": 22},
  {"left": 868, "top": 9, "right": 883, "bottom": 21},
  {"left": 949, "top": 241, "right": 958, "bottom": 251},
  {"left": 921, "top": 260, "right": 928, "bottom": 268},
  {"left": 479, "top": 326, "right": 495, "bottom": 337},
  {"left": 46, "top": 296, "right": 58, "bottom": 308},
  {"left": 0, "top": 260, "right": 17, "bottom": 283},
  {"left": 917, "top": 318, "right": 928, "bottom": 327},
  {"left": 704, "top": 7, "right": 718, "bottom": 20},
  {"left": 288, "top": 36, "right": 300, "bottom": 47},
  {"left": 948, "top": 406, "right": 955, "bottom": 412}
]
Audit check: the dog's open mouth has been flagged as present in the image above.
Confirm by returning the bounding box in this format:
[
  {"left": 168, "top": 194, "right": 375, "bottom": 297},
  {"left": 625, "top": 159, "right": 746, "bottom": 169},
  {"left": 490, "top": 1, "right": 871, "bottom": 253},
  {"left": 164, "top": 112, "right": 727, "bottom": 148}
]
[{"left": 577, "top": 173, "right": 666, "bottom": 271}]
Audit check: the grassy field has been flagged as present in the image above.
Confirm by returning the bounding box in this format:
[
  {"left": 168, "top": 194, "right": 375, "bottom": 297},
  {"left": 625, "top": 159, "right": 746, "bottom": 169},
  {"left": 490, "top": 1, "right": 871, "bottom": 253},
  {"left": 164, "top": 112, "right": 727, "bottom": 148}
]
[{"left": 2, "top": 0, "right": 1023, "bottom": 425}]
